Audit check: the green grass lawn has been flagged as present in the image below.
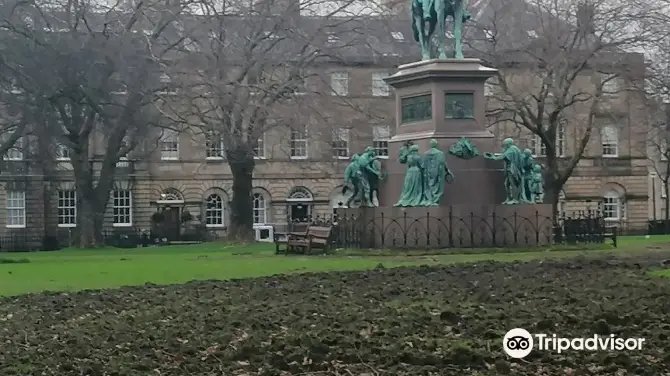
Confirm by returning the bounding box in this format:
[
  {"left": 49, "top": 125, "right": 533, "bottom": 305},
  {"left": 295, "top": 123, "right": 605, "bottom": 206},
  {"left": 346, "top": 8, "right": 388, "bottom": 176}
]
[{"left": 0, "top": 235, "right": 668, "bottom": 297}]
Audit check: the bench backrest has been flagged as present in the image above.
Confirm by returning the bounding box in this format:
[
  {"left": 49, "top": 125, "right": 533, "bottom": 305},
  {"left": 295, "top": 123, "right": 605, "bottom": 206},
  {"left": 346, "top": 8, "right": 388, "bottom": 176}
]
[
  {"left": 307, "top": 226, "right": 332, "bottom": 239},
  {"left": 290, "top": 222, "right": 309, "bottom": 234}
]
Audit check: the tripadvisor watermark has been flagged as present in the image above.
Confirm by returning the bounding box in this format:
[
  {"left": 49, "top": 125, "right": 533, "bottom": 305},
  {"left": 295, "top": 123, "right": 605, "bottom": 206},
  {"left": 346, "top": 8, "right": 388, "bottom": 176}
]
[{"left": 503, "top": 328, "right": 646, "bottom": 359}]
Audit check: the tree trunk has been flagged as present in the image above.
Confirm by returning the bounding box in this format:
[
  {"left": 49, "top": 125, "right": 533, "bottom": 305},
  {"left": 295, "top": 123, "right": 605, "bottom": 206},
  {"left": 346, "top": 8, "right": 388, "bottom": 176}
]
[
  {"left": 545, "top": 184, "right": 560, "bottom": 220},
  {"left": 228, "top": 155, "right": 255, "bottom": 243},
  {"left": 665, "top": 180, "right": 669, "bottom": 221},
  {"left": 543, "top": 175, "right": 563, "bottom": 221},
  {"left": 78, "top": 197, "right": 105, "bottom": 248}
]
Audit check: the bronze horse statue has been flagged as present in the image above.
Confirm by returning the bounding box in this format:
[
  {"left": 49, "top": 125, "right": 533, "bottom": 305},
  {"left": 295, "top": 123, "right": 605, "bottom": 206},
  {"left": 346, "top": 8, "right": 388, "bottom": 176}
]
[{"left": 411, "top": 0, "right": 471, "bottom": 60}]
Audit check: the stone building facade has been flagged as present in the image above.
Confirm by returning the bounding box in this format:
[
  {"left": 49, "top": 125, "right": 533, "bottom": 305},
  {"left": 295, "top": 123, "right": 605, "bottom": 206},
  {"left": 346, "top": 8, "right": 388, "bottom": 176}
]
[
  {"left": 491, "top": 59, "right": 651, "bottom": 230},
  {"left": 0, "top": 11, "right": 653, "bottom": 244}
]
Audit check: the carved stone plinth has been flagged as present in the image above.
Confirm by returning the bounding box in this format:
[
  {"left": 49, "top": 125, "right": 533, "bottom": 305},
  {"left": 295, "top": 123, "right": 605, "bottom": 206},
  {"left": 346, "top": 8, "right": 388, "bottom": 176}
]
[{"left": 380, "top": 58, "right": 505, "bottom": 206}]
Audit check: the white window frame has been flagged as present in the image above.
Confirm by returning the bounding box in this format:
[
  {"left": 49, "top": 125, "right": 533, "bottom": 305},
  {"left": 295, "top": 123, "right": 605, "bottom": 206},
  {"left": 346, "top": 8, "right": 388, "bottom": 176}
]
[
  {"left": 330, "top": 72, "right": 349, "bottom": 96},
  {"left": 602, "top": 191, "right": 625, "bottom": 221},
  {"left": 600, "top": 73, "right": 619, "bottom": 95},
  {"left": 56, "top": 143, "right": 70, "bottom": 161},
  {"left": 112, "top": 190, "right": 133, "bottom": 227},
  {"left": 160, "top": 130, "right": 179, "bottom": 160},
  {"left": 158, "top": 73, "right": 178, "bottom": 95},
  {"left": 253, "top": 193, "right": 267, "bottom": 225},
  {"left": 4, "top": 137, "right": 24, "bottom": 161},
  {"left": 57, "top": 190, "right": 77, "bottom": 227},
  {"left": 6, "top": 191, "right": 25, "bottom": 228},
  {"left": 531, "top": 125, "right": 565, "bottom": 157},
  {"left": 254, "top": 134, "right": 266, "bottom": 159},
  {"left": 205, "top": 133, "right": 224, "bottom": 159},
  {"left": 372, "top": 125, "right": 390, "bottom": 158},
  {"left": 205, "top": 193, "right": 225, "bottom": 228},
  {"left": 332, "top": 128, "right": 350, "bottom": 159},
  {"left": 371, "top": 72, "right": 390, "bottom": 97},
  {"left": 290, "top": 127, "right": 308, "bottom": 159},
  {"left": 601, "top": 125, "right": 619, "bottom": 157}
]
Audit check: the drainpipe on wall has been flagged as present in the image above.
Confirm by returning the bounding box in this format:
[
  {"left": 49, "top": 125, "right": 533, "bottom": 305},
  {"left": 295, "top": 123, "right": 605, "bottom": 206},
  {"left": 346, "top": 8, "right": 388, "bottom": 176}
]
[
  {"left": 651, "top": 174, "right": 657, "bottom": 221},
  {"left": 42, "top": 179, "right": 51, "bottom": 249}
]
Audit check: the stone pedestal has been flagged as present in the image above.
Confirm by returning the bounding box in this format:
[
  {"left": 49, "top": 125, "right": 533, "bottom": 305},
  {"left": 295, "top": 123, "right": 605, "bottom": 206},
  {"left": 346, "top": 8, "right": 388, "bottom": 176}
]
[{"left": 379, "top": 58, "right": 506, "bottom": 206}]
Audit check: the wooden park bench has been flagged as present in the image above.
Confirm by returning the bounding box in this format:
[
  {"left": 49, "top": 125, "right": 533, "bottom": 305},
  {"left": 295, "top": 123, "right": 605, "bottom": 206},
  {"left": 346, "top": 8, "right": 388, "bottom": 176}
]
[
  {"left": 274, "top": 226, "right": 308, "bottom": 254},
  {"left": 274, "top": 225, "right": 333, "bottom": 255}
]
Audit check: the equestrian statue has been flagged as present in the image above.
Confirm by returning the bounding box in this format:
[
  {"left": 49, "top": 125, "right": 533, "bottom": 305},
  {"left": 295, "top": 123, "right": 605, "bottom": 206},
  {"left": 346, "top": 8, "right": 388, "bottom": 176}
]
[{"left": 411, "top": 0, "right": 471, "bottom": 60}]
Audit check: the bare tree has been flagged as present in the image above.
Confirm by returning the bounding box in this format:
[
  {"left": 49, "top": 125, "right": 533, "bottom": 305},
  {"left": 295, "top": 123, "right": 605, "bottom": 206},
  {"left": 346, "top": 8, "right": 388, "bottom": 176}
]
[
  {"left": 470, "top": 0, "right": 657, "bottom": 217},
  {"left": 163, "top": 0, "right": 379, "bottom": 241},
  {"left": 0, "top": 12, "right": 36, "bottom": 168},
  {"left": 0, "top": 0, "right": 191, "bottom": 247}
]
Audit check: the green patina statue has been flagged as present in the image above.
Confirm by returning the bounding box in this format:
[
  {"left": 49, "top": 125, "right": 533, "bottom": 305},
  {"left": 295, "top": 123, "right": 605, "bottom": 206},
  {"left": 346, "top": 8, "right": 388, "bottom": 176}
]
[
  {"left": 360, "top": 146, "right": 385, "bottom": 206},
  {"left": 395, "top": 142, "right": 431, "bottom": 207},
  {"left": 483, "top": 138, "right": 525, "bottom": 204},
  {"left": 520, "top": 148, "right": 535, "bottom": 203},
  {"left": 527, "top": 164, "right": 545, "bottom": 203},
  {"left": 343, "top": 154, "right": 369, "bottom": 207},
  {"left": 342, "top": 148, "right": 385, "bottom": 207},
  {"left": 448, "top": 137, "right": 480, "bottom": 159},
  {"left": 423, "top": 139, "right": 454, "bottom": 205},
  {"left": 411, "top": 0, "right": 472, "bottom": 60}
]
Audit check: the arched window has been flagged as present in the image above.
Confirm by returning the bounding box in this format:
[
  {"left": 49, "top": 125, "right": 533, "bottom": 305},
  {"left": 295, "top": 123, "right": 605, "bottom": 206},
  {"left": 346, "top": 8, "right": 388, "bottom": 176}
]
[
  {"left": 253, "top": 193, "right": 267, "bottom": 225},
  {"left": 603, "top": 190, "right": 625, "bottom": 220},
  {"left": 287, "top": 187, "right": 313, "bottom": 222},
  {"left": 205, "top": 194, "right": 224, "bottom": 227},
  {"left": 288, "top": 187, "right": 313, "bottom": 201},
  {"left": 159, "top": 189, "right": 183, "bottom": 202}
]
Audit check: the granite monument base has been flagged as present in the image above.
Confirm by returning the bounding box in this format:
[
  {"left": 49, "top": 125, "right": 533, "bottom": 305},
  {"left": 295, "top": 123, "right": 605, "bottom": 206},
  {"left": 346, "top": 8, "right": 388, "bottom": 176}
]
[
  {"left": 336, "top": 204, "right": 554, "bottom": 249},
  {"left": 378, "top": 135, "right": 506, "bottom": 206}
]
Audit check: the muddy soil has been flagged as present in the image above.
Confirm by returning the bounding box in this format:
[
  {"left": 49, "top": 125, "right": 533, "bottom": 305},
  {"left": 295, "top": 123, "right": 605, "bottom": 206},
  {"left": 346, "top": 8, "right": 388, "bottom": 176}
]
[{"left": 1, "top": 253, "right": 669, "bottom": 375}]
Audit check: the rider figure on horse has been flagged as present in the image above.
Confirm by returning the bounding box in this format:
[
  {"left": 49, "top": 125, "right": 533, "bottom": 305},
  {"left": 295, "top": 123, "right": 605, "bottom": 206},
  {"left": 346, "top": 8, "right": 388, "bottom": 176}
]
[{"left": 411, "top": 0, "right": 471, "bottom": 60}]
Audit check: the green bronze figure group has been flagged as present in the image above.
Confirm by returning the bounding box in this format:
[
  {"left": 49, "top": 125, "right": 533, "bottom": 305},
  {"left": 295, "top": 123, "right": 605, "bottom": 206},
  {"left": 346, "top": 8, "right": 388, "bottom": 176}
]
[
  {"left": 411, "top": 0, "right": 471, "bottom": 60},
  {"left": 483, "top": 138, "right": 545, "bottom": 204},
  {"left": 342, "top": 147, "right": 385, "bottom": 207},
  {"left": 394, "top": 139, "right": 455, "bottom": 207},
  {"left": 341, "top": 137, "right": 543, "bottom": 208}
]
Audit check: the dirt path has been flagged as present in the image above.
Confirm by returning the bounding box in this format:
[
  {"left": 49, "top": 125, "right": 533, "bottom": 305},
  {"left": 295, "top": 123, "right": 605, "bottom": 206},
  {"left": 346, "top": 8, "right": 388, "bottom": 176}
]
[{"left": 1, "top": 252, "right": 669, "bottom": 375}]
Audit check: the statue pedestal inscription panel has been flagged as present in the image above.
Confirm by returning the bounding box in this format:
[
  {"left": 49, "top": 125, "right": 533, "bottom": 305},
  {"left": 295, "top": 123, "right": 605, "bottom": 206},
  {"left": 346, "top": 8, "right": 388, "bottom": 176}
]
[{"left": 380, "top": 59, "right": 506, "bottom": 206}]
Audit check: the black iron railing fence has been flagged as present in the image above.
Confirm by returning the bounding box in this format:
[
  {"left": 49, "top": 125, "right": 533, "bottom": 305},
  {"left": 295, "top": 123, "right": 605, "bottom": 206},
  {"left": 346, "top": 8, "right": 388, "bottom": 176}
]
[
  {"left": 0, "top": 210, "right": 652, "bottom": 252},
  {"left": 284, "top": 209, "right": 618, "bottom": 249},
  {"left": 0, "top": 227, "right": 215, "bottom": 252}
]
